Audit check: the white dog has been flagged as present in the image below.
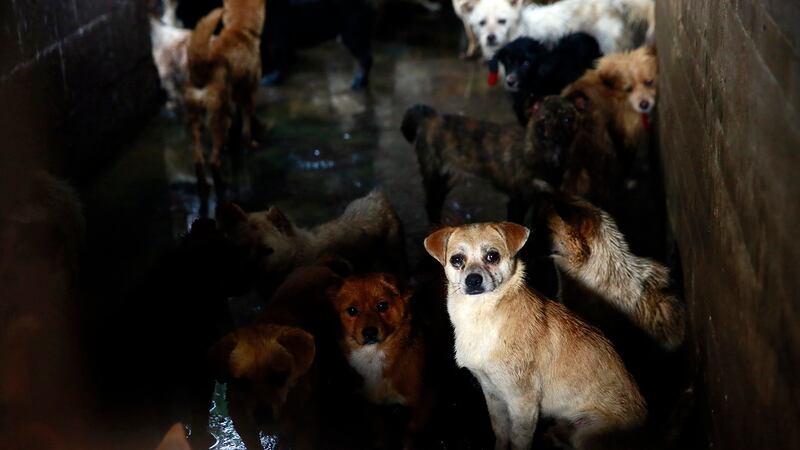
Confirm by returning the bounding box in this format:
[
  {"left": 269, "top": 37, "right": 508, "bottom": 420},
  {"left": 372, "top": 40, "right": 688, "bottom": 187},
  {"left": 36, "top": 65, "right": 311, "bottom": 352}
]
[
  {"left": 467, "top": 0, "right": 524, "bottom": 61},
  {"left": 150, "top": 0, "right": 191, "bottom": 111},
  {"left": 519, "top": 0, "right": 654, "bottom": 54}
]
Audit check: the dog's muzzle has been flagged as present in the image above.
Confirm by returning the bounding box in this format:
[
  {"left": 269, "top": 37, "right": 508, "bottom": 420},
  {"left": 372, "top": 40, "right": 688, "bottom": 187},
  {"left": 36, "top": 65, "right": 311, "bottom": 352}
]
[{"left": 464, "top": 273, "right": 485, "bottom": 295}]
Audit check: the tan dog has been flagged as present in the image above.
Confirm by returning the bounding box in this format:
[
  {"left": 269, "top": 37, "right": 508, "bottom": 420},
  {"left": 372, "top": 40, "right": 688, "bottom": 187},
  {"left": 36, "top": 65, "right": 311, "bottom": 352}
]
[
  {"left": 185, "top": 0, "right": 265, "bottom": 172},
  {"left": 333, "top": 273, "right": 431, "bottom": 448},
  {"left": 424, "top": 222, "right": 646, "bottom": 450},
  {"left": 210, "top": 265, "right": 345, "bottom": 450},
  {"left": 218, "top": 190, "right": 406, "bottom": 287},
  {"left": 547, "top": 196, "right": 685, "bottom": 351}
]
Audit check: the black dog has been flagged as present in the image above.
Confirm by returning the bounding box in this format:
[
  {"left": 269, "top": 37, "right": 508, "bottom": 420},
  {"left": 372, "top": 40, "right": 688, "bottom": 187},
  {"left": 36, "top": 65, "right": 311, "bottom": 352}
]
[
  {"left": 261, "top": 0, "right": 375, "bottom": 89},
  {"left": 489, "top": 33, "right": 602, "bottom": 126}
]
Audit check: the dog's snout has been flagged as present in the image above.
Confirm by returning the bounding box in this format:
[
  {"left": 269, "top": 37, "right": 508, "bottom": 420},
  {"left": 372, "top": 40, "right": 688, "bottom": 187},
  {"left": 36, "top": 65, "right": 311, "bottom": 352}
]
[
  {"left": 362, "top": 326, "right": 379, "bottom": 343},
  {"left": 506, "top": 74, "right": 517, "bottom": 87},
  {"left": 465, "top": 273, "right": 483, "bottom": 288},
  {"left": 487, "top": 34, "right": 497, "bottom": 45},
  {"left": 639, "top": 100, "right": 650, "bottom": 111}
]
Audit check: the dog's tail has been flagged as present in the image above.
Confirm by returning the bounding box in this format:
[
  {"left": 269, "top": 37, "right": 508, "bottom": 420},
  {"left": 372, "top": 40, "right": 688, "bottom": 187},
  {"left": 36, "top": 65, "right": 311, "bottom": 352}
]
[
  {"left": 401, "top": 104, "right": 437, "bottom": 142},
  {"left": 619, "top": 0, "right": 656, "bottom": 43},
  {"left": 187, "top": 7, "right": 223, "bottom": 86},
  {"left": 632, "top": 283, "right": 687, "bottom": 351}
]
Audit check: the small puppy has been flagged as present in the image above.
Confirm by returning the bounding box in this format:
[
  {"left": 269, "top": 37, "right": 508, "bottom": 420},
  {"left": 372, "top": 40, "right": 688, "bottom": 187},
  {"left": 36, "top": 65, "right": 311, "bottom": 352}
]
[
  {"left": 518, "top": 0, "right": 654, "bottom": 55},
  {"left": 596, "top": 46, "right": 658, "bottom": 132},
  {"left": 401, "top": 95, "right": 581, "bottom": 223},
  {"left": 150, "top": 2, "right": 191, "bottom": 111},
  {"left": 211, "top": 265, "right": 347, "bottom": 450},
  {"left": 547, "top": 196, "right": 685, "bottom": 350},
  {"left": 489, "top": 33, "right": 601, "bottom": 125},
  {"left": 424, "top": 222, "right": 646, "bottom": 450},
  {"left": 185, "top": 0, "right": 265, "bottom": 172},
  {"left": 333, "top": 273, "right": 431, "bottom": 448},
  {"left": 218, "top": 190, "right": 406, "bottom": 291}
]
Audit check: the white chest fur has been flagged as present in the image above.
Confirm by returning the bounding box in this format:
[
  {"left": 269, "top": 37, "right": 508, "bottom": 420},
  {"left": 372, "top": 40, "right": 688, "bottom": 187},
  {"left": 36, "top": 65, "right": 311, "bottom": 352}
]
[
  {"left": 347, "top": 346, "right": 405, "bottom": 405},
  {"left": 448, "top": 296, "right": 502, "bottom": 370}
]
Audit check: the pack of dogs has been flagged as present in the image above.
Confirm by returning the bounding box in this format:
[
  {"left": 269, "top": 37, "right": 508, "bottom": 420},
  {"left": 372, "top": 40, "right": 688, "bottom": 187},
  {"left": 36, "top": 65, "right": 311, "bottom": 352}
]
[{"left": 145, "top": 1, "right": 691, "bottom": 449}]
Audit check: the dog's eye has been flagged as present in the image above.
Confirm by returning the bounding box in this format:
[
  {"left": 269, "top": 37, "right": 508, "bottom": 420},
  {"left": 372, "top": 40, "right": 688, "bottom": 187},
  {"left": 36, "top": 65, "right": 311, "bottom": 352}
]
[
  {"left": 644, "top": 79, "right": 654, "bottom": 87},
  {"left": 479, "top": 19, "right": 487, "bottom": 26},
  {"left": 485, "top": 250, "right": 501, "bottom": 264},
  {"left": 346, "top": 306, "right": 359, "bottom": 317},
  {"left": 498, "top": 18, "right": 506, "bottom": 25},
  {"left": 376, "top": 301, "right": 389, "bottom": 312},
  {"left": 624, "top": 85, "right": 633, "bottom": 92},
  {"left": 449, "top": 254, "right": 465, "bottom": 268}
]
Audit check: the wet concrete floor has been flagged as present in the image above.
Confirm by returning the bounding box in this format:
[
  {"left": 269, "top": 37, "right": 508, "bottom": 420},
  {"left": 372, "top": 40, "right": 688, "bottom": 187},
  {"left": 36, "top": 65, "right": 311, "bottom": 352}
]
[{"left": 80, "top": 8, "right": 522, "bottom": 449}]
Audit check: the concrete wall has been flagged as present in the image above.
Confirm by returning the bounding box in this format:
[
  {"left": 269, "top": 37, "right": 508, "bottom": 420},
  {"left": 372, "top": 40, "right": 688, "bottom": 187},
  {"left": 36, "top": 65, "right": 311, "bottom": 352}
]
[
  {"left": 656, "top": 1, "right": 800, "bottom": 449},
  {"left": 0, "top": 0, "right": 160, "bottom": 178}
]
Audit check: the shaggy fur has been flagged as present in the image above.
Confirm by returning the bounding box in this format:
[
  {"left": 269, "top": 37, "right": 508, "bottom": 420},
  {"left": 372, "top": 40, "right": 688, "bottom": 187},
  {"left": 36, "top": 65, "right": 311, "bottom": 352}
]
[
  {"left": 518, "top": 0, "right": 654, "bottom": 54},
  {"left": 218, "top": 190, "right": 406, "bottom": 293},
  {"left": 185, "top": 0, "right": 265, "bottom": 171},
  {"left": 491, "top": 33, "right": 601, "bottom": 125},
  {"left": 547, "top": 196, "right": 686, "bottom": 351},
  {"left": 424, "top": 222, "right": 646, "bottom": 450},
  {"left": 401, "top": 96, "right": 581, "bottom": 224}
]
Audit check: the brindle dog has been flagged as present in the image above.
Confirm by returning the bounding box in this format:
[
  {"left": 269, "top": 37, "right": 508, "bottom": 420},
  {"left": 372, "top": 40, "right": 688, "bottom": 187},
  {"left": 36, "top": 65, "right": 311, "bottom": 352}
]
[{"left": 401, "top": 95, "right": 582, "bottom": 224}]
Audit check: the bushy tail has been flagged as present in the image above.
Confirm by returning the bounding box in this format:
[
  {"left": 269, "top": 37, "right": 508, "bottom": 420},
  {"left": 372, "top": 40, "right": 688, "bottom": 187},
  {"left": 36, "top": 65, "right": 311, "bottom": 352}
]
[
  {"left": 401, "top": 104, "right": 437, "bottom": 142},
  {"left": 634, "top": 292, "right": 686, "bottom": 351},
  {"left": 187, "top": 7, "right": 223, "bottom": 86}
]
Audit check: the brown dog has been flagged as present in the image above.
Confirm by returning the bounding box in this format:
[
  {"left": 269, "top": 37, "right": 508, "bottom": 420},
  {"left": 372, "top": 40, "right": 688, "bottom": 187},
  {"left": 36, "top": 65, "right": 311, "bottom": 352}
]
[
  {"left": 185, "top": 0, "right": 265, "bottom": 173},
  {"left": 210, "top": 265, "right": 348, "bottom": 450},
  {"left": 546, "top": 196, "right": 685, "bottom": 351},
  {"left": 424, "top": 222, "right": 646, "bottom": 450},
  {"left": 333, "top": 273, "right": 431, "bottom": 448},
  {"left": 401, "top": 95, "right": 582, "bottom": 224}
]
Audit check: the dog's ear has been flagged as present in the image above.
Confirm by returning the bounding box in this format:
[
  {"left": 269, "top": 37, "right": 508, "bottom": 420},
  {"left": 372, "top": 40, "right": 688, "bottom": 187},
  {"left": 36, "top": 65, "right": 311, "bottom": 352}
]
[
  {"left": 644, "top": 45, "right": 657, "bottom": 57},
  {"left": 598, "top": 69, "right": 622, "bottom": 90},
  {"left": 493, "top": 222, "right": 530, "bottom": 257},
  {"left": 457, "top": 0, "right": 476, "bottom": 15},
  {"left": 265, "top": 206, "right": 295, "bottom": 236},
  {"left": 509, "top": 0, "right": 523, "bottom": 9},
  {"left": 565, "top": 90, "right": 590, "bottom": 112},
  {"left": 217, "top": 202, "right": 247, "bottom": 230},
  {"left": 277, "top": 328, "right": 316, "bottom": 377},
  {"left": 317, "top": 253, "right": 353, "bottom": 278},
  {"left": 424, "top": 226, "right": 455, "bottom": 266}
]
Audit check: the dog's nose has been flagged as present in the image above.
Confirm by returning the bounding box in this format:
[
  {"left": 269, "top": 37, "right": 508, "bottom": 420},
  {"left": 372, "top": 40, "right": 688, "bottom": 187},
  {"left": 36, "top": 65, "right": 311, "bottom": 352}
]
[
  {"left": 639, "top": 100, "right": 650, "bottom": 111},
  {"left": 487, "top": 34, "right": 497, "bottom": 45},
  {"left": 362, "top": 327, "right": 379, "bottom": 342},
  {"left": 465, "top": 273, "right": 483, "bottom": 289},
  {"left": 506, "top": 74, "right": 517, "bottom": 87}
]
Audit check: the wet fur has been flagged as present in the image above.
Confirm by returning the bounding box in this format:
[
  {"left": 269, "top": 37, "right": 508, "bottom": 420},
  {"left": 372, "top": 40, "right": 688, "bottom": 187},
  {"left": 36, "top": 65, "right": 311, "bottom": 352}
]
[
  {"left": 401, "top": 96, "right": 581, "bottom": 224},
  {"left": 547, "top": 196, "right": 686, "bottom": 351},
  {"left": 424, "top": 223, "right": 646, "bottom": 450}
]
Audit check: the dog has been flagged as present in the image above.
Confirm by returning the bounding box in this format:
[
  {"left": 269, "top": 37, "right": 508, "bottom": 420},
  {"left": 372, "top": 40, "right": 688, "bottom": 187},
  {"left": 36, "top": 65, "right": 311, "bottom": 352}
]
[
  {"left": 401, "top": 95, "right": 582, "bottom": 224},
  {"left": 260, "top": 0, "right": 375, "bottom": 89},
  {"left": 424, "top": 222, "right": 646, "bottom": 450},
  {"left": 218, "top": 190, "right": 406, "bottom": 293},
  {"left": 452, "top": 0, "right": 480, "bottom": 59},
  {"left": 333, "top": 273, "right": 432, "bottom": 448},
  {"left": 467, "top": 0, "right": 523, "bottom": 61},
  {"left": 185, "top": 0, "right": 265, "bottom": 173},
  {"left": 210, "top": 265, "right": 358, "bottom": 450},
  {"left": 546, "top": 195, "right": 685, "bottom": 351},
  {"left": 518, "top": 0, "right": 654, "bottom": 55},
  {"left": 489, "top": 33, "right": 601, "bottom": 125},
  {"left": 150, "top": 1, "right": 192, "bottom": 111}
]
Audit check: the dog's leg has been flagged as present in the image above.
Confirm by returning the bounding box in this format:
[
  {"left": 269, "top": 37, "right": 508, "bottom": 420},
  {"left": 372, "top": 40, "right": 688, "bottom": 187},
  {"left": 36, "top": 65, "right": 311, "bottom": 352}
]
[
  {"left": 241, "top": 89, "right": 258, "bottom": 150},
  {"left": 507, "top": 392, "right": 540, "bottom": 450},
  {"left": 228, "top": 390, "right": 265, "bottom": 450},
  {"left": 423, "top": 171, "right": 450, "bottom": 225},
  {"left": 475, "top": 373, "right": 511, "bottom": 450},
  {"left": 210, "top": 100, "right": 231, "bottom": 169},
  {"left": 463, "top": 23, "right": 479, "bottom": 59}
]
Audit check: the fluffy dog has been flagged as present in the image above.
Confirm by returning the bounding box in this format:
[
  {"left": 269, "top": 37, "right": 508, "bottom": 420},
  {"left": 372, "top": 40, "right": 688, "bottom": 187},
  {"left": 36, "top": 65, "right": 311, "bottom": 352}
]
[
  {"left": 467, "top": 0, "right": 523, "bottom": 61},
  {"left": 218, "top": 190, "right": 406, "bottom": 292},
  {"left": 518, "top": 0, "right": 654, "bottom": 55},
  {"left": 489, "top": 33, "right": 601, "bottom": 125},
  {"left": 185, "top": 0, "right": 265, "bottom": 173},
  {"left": 150, "top": 1, "right": 191, "bottom": 111},
  {"left": 210, "top": 265, "right": 352, "bottom": 450},
  {"left": 547, "top": 196, "right": 685, "bottom": 351},
  {"left": 333, "top": 273, "right": 432, "bottom": 448},
  {"left": 596, "top": 46, "right": 658, "bottom": 136},
  {"left": 424, "top": 222, "right": 646, "bottom": 450},
  {"left": 401, "top": 95, "right": 581, "bottom": 223}
]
